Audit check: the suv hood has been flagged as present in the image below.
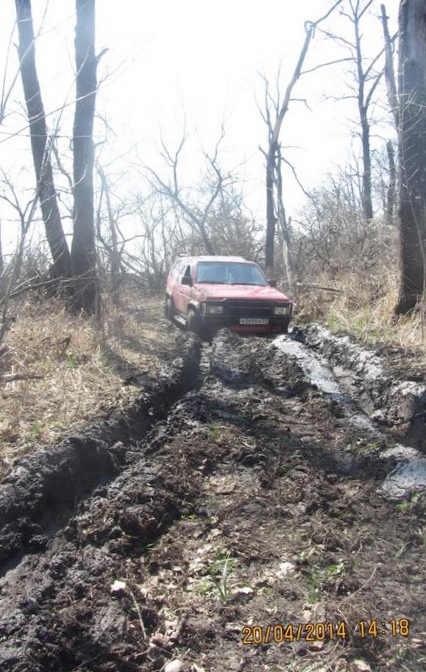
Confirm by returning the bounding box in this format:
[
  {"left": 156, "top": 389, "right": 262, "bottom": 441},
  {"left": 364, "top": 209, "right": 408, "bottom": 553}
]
[{"left": 194, "top": 283, "right": 290, "bottom": 302}]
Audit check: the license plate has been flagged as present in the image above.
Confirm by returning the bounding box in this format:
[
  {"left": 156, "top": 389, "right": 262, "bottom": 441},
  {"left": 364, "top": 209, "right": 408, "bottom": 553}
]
[{"left": 239, "top": 318, "right": 269, "bottom": 325}]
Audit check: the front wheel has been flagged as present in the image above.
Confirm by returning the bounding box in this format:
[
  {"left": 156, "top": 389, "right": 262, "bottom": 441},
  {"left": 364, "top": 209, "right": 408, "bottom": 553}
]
[
  {"left": 165, "top": 297, "right": 174, "bottom": 320},
  {"left": 186, "top": 308, "right": 200, "bottom": 334}
]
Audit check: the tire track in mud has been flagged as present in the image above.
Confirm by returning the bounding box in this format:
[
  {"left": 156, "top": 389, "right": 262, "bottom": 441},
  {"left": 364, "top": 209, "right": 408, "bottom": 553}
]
[
  {"left": 303, "top": 324, "right": 426, "bottom": 436},
  {"left": 0, "top": 329, "right": 425, "bottom": 671},
  {"left": 0, "top": 335, "right": 201, "bottom": 571}
]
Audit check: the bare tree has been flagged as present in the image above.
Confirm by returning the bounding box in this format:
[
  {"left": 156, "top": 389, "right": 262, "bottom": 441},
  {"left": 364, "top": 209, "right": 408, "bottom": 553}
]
[
  {"left": 395, "top": 0, "right": 426, "bottom": 315},
  {"left": 0, "top": 176, "right": 38, "bottom": 345},
  {"left": 127, "top": 187, "right": 255, "bottom": 288},
  {"left": 95, "top": 159, "right": 127, "bottom": 303},
  {"left": 14, "top": 0, "right": 71, "bottom": 281},
  {"left": 202, "top": 189, "right": 263, "bottom": 261},
  {"left": 381, "top": 3, "right": 399, "bottom": 127},
  {"left": 293, "top": 167, "right": 397, "bottom": 298},
  {"left": 261, "top": 0, "right": 345, "bottom": 279},
  {"left": 380, "top": 4, "right": 398, "bottom": 225},
  {"left": 347, "top": 0, "right": 380, "bottom": 220},
  {"left": 1, "top": 16, "right": 25, "bottom": 124},
  {"left": 385, "top": 138, "right": 397, "bottom": 224},
  {"left": 131, "top": 193, "right": 176, "bottom": 289},
  {"left": 259, "top": 73, "right": 301, "bottom": 289},
  {"left": 70, "top": 0, "right": 99, "bottom": 313},
  {"left": 146, "top": 127, "right": 235, "bottom": 255},
  {"left": 322, "top": 0, "right": 394, "bottom": 222}
]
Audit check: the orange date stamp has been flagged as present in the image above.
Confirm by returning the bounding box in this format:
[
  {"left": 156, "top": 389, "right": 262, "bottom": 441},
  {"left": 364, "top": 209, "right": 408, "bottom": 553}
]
[{"left": 242, "top": 618, "right": 410, "bottom": 645}]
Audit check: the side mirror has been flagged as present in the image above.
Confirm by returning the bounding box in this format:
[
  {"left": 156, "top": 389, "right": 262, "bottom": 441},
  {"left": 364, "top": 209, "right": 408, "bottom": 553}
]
[
  {"left": 268, "top": 279, "right": 277, "bottom": 287},
  {"left": 182, "top": 275, "right": 193, "bottom": 286}
]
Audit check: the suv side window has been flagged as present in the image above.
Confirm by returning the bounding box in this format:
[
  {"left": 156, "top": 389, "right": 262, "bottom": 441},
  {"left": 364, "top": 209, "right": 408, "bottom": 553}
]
[{"left": 182, "top": 264, "right": 191, "bottom": 279}]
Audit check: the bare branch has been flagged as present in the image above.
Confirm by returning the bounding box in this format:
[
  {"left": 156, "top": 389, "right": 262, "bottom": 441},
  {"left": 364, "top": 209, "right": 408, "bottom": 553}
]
[
  {"left": 301, "top": 57, "right": 354, "bottom": 76},
  {"left": 365, "top": 69, "right": 384, "bottom": 109},
  {"left": 380, "top": 4, "right": 398, "bottom": 128},
  {"left": 318, "top": 29, "right": 355, "bottom": 51},
  {"left": 316, "top": 0, "right": 347, "bottom": 25},
  {"left": 261, "top": 0, "right": 345, "bottom": 275},
  {"left": 280, "top": 156, "right": 312, "bottom": 199},
  {"left": 289, "top": 98, "right": 313, "bottom": 111}
]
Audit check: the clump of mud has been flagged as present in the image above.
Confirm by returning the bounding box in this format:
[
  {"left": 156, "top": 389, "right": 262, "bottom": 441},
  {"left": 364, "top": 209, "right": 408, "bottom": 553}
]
[{"left": 210, "top": 329, "right": 309, "bottom": 395}]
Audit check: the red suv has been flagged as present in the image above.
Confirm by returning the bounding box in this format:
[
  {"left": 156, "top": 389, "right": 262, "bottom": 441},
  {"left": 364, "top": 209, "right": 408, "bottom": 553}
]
[{"left": 165, "top": 255, "right": 293, "bottom": 336}]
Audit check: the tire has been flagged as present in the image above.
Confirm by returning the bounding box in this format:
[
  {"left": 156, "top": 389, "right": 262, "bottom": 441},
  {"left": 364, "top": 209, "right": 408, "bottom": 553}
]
[
  {"left": 186, "top": 308, "right": 200, "bottom": 334},
  {"left": 165, "top": 297, "right": 174, "bottom": 320}
]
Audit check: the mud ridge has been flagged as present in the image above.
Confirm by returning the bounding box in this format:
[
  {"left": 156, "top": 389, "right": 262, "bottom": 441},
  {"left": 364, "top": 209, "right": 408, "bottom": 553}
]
[
  {"left": 0, "top": 335, "right": 200, "bottom": 571},
  {"left": 303, "top": 324, "right": 426, "bottom": 435}
]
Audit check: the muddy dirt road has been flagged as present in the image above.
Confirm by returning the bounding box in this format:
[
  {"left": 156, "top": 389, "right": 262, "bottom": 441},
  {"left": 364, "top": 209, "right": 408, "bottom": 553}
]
[{"left": 0, "top": 327, "right": 425, "bottom": 672}]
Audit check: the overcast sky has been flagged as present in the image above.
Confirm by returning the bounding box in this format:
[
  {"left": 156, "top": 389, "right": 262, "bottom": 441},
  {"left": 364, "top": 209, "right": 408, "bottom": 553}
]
[{"left": 0, "top": 0, "right": 400, "bottom": 251}]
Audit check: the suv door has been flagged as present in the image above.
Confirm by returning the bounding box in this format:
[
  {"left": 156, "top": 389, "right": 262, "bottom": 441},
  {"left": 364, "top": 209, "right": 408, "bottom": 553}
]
[
  {"left": 174, "top": 263, "right": 192, "bottom": 315},
  {"left": 167, "top": 260, "right": 183, "bottom": 308}
]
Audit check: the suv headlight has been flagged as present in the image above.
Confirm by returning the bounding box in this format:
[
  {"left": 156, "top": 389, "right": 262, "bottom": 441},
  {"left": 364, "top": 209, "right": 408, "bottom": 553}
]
[
  {"left": 205, "top": 304, "right": 224, "bottom": 315},
  {"left": 274, "top": 305, "right": 291, "bottom": 315}
]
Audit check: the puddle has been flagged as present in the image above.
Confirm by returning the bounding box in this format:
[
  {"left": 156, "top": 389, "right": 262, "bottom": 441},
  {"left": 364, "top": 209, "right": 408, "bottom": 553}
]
[
  {"left": 274, "top": 337, "right": 341, "bottom": 396},
  {"left": 273, "top": 335, "right": 426, "bottom": 499},
  {"left": 304, "top": 324, "right": 385, "bottom": 382}
]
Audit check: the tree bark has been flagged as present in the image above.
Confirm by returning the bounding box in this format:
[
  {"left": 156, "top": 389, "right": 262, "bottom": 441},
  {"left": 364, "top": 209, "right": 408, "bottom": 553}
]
[
  {"left": 381, "top": 3, "right": 399, "bottom": 128},
  {"left": 386, "top": 139, "right": 396, "bottom": 225},
  {"left": 381, "top": 4, "right": 398, "bottom": 227},
  {"left": 275, "top": 147, "right": 294, "bottom": 291},
  {"left": 359, "top": 107, "right": 373, "bottom": 221},
  {"left": 15, "top": 0, "right": 71, "bottom": 281},
  {"left": 0, "top": 220, "right": 3, "bottom": 280},
  {"left": 96, "top": 161, "right": 122, "bottom": 305},
  {"left": 395, "top": 0, "right": 426, "bottom": 315},
  {"left": 71, "top": 0, "right": 99, "bottom": 313},
  {"left": 265, "top": 147, "right": 278, "bottom": 278},
  {"left": 353, "top": 2, "right": 374, "bottom": 221}
]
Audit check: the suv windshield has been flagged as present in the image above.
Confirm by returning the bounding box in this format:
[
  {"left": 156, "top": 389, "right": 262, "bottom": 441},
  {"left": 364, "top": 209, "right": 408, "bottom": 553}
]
[{"left": 196, "top": 262, "right": 267, "bottom": 286}]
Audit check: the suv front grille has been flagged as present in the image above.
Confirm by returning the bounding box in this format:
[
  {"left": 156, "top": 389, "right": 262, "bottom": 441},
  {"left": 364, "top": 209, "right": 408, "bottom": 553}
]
[{"left": 225, "top": 300, "right": 274, "bottom": 317}]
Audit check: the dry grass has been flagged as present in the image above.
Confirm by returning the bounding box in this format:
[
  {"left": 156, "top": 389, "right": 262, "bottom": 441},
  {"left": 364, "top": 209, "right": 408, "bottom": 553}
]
[
  {"left": 0, "top": 290, "right": 174, "bottom": 474},
  {"left": 296, "top": 268, "right": 426, "bottom": 355}
]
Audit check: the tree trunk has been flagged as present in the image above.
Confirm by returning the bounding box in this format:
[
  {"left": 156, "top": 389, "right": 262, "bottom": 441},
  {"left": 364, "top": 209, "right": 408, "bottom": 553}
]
[
  {"left": 15, "top": 0, "right": 71, "bottom": 282},
  {"left": 395, "top": 0, "right": 426, "bottom": 315},
  {"left": 381, "top": 3, "right": 399, "bottom": 128},
  {"left": 354, "top": 8, "right": 374, "bottom": 221},
  {"left": 0, "top": 219, "right": 3, "bottom": 279},
  {"left": 265, "top": 147, "right": 277, "bottom": 278},
  {"left": 381, "top": 5, "right": 398, "bottom": 227},
  {"left": 71, "top": 0, "right": 99, "bottom": 313},
  {"left": 360, "top": 108, "right": 374, "bottom": 220},
  {"left": 96, "top": 162, "right": 122, "bottom": 305},
  {"left": 386, "top": 139, "right": 396, "bottom": 225},
  {"left": 275, "top": 149, "right": 294, "bottom": 292}
]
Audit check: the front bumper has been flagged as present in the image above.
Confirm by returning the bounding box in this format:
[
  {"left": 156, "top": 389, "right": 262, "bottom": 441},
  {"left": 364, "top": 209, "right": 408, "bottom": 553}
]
[{"left": 200, "top": 317, "right": 290, "bottom": 334}]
